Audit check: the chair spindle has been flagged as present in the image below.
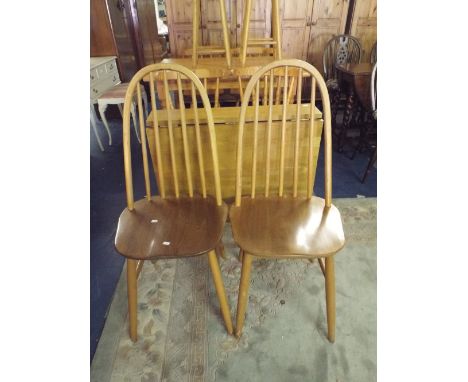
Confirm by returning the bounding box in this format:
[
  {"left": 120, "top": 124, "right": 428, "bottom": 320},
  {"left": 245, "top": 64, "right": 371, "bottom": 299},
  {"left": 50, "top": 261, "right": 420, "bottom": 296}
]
[
  {"left": 137, "top": 84, "right": 151, "bottom": 200},
  {"left": 265, "top": 70, "right": 275, "bottom": 197},
  {"left": 278, "top": 66, "right": 288, "bottom": 196},
  {"left": 307, "top": 77, "right": 316, "bottom": 198},
  {"left": 251, "top": 81, "right": 260, "bottom": 197},
  {"left": 293, "top": 68, "right": 303, "bottom": 197},
  {"left": 191, "top": 83, "right": 207, "bottom": 198}
]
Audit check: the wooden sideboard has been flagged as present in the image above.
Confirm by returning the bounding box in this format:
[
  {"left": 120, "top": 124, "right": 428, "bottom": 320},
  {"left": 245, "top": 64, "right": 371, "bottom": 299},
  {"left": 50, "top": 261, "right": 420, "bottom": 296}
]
[{"left": 90, "top": 56, "right": 121, "bottom": 151}]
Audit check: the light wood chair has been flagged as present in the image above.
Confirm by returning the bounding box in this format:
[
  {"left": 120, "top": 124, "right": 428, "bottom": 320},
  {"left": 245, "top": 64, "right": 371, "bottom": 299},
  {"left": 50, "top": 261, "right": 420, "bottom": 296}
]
[
  {"left": 239, "top": 0, "right": 282, "bottom": 66},
  {"left": 191, "top": 0, "right": 232, "bottom": 68},
  {"left": 97, "top": 83, "right": 148, "bottom": 145},
  {"left": 230, "top": 59, "right": 345, "bottom": 342},
  {"left": 114, "top": 63, "right": 233, "bottom": 342}
]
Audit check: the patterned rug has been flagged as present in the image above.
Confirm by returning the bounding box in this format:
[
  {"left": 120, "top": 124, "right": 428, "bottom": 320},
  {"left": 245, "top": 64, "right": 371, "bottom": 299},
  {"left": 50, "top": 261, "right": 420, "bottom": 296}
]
[{"left": 91, "top": 198, "right": 376, "bottom": 381}]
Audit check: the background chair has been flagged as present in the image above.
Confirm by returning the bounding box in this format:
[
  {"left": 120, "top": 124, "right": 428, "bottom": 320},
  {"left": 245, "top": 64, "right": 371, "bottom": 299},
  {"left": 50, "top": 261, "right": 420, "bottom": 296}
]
[
  {"left": 322, "top": 34, "right": 362, "bottom": 127},
  {"left": 114, "top": 63, "right": 233, "bottom": 342},
  {"left": 230, "top": 59, "right": 345, "bottom": 342}
]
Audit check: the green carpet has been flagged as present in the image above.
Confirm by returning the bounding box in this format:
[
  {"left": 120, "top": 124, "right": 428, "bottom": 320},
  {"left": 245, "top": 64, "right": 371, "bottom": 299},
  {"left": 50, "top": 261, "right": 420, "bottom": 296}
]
[{"left": 91, "top": 198, "right": 376, "bottom": 381}]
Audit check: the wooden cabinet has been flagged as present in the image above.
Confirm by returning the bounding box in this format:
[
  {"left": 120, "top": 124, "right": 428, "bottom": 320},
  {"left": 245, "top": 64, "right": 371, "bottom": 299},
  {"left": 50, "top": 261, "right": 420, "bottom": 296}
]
[
  {"left": 349, "top": 0, "right": 377, "bottom": 62},
  {"left": 91, "top": 0, "right": 140, "bottom": 81}
]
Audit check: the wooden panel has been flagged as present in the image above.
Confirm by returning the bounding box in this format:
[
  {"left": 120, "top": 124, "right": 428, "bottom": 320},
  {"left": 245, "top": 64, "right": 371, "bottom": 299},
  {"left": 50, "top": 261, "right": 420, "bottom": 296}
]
[
  {"left": 236, "top": 0, "right": 272, "bottom": 42},
  {"left": 135, "top": 0, "right": 168, "bottom": 65},
  {"left": 146, "top": 106, "right": 323, "bottom": 199},
  {"left": 305, "top": 0, "right": 350, "bottom": 75},
  {"left": 278, "top": 0, "right": 313, "bottom": 59},
  {"left": 201, "top": 0, "right": 236, "bottom": 46},
  {"left": 106, "top": 0, "right": 139, "bottom": 81},
  {"left": 166, "top": 0, "right": 200, "bottom": 56},
  {"left": 350, "top": 0, "right": 377, "bottom": 62},
  {"left": 90, "top": 0, "right": 117, "bottom": 56}
]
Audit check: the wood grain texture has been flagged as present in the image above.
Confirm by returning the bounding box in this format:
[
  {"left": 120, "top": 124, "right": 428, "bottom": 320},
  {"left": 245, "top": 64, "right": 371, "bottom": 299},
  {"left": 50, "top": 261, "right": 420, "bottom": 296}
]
[
  {"left": 229, "top": 196, "right": 345, "bottom": 258},
  {"left": 115, "top": 196, "right": 228, "bottom": 259}
]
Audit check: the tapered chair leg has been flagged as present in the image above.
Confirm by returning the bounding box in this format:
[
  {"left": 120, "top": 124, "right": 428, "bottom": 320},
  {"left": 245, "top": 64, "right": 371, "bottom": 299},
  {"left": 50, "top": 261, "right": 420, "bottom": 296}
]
[
  {"left": 208, "top": 250, "right": 233, "bottom": 335},
  {"left": 235, "top": 252, "right": 253, "bottom": 338},
  {"left": 127, "top": 259, "right": 138, "bottom": 342},
  {"left": 239, "top": 248, "right": 244, "bottom": 263},
  {"left": 215, "top": 241, "right": 226, "bottom": 259},
  {"left": 325, "top": 256, "right": 336, "bottom": 342}
]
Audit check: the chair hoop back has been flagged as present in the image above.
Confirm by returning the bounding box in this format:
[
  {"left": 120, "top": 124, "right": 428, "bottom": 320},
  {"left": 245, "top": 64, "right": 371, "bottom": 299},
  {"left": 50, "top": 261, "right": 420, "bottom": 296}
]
[
  {"left": 323, "top": 35, "right": 361, "bottom": 80},
  {"left": 370, "top": 62, "right": 377, "bottom": 113},
  {"left": 122, "top": 63, "right": 223, "bottom": 210},
  {"left": 234, "top": 59, "right": 332, "bottom": 208}
]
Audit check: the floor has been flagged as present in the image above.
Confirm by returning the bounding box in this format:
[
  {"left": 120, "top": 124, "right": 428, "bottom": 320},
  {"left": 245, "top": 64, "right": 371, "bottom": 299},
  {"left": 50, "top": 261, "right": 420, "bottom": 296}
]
[{"left": 90, "top": 105, "right": 376, "bottom": 361}]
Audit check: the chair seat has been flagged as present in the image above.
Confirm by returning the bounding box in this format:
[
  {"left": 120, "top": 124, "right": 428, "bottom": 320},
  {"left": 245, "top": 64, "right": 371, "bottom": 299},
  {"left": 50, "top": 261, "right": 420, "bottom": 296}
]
[
  {"left": 115, "top": 196, "right": 228, "bottom": 260},
  {"left": 229, "top": 196, "right": 345, "bottom": 258}
]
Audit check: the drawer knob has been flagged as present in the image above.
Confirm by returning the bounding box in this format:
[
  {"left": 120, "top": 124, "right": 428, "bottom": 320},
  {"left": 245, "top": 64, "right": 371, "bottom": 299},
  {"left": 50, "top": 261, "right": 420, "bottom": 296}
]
[
  {"left": 113, "top": 75, "right": 116, "bottom": 81},
  {"left": 110, "top": 64, "right": 114, "bottom": 69},
  {"left": 93, "top": 89, "right": 98, "bottom": 93},
  {"left": 91, "top": 75, "right": 95, "bottom": 80}
]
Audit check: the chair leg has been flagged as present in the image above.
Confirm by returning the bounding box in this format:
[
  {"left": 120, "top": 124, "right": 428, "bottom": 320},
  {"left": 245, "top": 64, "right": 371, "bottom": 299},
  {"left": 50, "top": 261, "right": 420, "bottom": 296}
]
[
  {"left": 98, "top": 102, "right": 113, "bottom": 146},
  {"left": 239, "top": 248, "right": 244, "bottom": 263},
  {"left": 215, "top": 241, "right": 226, "bottom": 259},
  {"left": 235, "top": 252, "right": 253, "bottom": 338},
  {"left": 325, "top": 256, "right": 336, "bottom": 342},
  {"left": 207, "top": 250, "right": 233, "bottom": 335},
  {"left": 127, "top": 259, "right": 138, "bottom": 342},
  {"left": 117, "top": 103, "right": 123, "bottom": 117},
  {"left": 361, "top": 146, "right": 377, "bottom": 183}
]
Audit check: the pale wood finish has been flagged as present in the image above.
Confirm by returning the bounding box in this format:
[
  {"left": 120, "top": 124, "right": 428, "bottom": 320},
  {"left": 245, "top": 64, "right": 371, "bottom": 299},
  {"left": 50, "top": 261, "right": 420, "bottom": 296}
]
[
  {"left": 240, "top": 0, "right": 282, "bottom": 65},
  {"left": 230, "top": 59, "right": 344, "bottom": 342},
  {"left": 146, "top": 103, "right": 323, "bottom": 199},
  {"left": 208, "top": 250, "right": 234, "bottom": 334},
  {"left": 235, "top": 252, "right": 253, "bottom": 337},
  {"left": 192, "top": 0, "right": 232, "bottom": 68},
  {"left": 349, "top": 0, "right": 377, "bottom": 62},
  {"left": 115, "top": 63, "right": 232, "bottom": 341},
  {"left": 127, "top": 259, "right": 138, "bottom": 342}
]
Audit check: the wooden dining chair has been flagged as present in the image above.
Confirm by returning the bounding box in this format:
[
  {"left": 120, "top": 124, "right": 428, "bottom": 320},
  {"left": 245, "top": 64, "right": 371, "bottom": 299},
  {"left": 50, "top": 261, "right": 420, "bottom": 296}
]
[
  {"left": 323, "top": 35, "right": 361, "bottom": 127},
  {"left": 114, "top": 63, "right": 233, "bottom": 342},
  {"left": 230, "top": 59, "right": 345, "bottom": 342}
]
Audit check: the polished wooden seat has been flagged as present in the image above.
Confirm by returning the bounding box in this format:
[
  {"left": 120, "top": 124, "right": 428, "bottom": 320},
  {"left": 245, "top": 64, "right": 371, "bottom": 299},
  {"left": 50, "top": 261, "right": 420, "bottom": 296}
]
[
  {"left": 230, "top": 59, "right": 345, "bottom": 342},
  {"left": 115, "top": 63, "right": 233, "bottom": 342},
  {"left": 116, "top": 196, "right": 227, "bottom": 259},
  {"left": 230, "top": 196, "right": 344, "bottom": 258}
]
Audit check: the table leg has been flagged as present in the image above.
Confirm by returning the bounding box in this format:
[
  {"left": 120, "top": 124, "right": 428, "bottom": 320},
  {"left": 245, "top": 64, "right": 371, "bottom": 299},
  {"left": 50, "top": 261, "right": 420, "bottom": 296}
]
[
  {"left": 98, "top": 102, "right": 113, "bottom": 146},
  {"left": 90, "top": 104, "right": 104, "bottom": 151}
]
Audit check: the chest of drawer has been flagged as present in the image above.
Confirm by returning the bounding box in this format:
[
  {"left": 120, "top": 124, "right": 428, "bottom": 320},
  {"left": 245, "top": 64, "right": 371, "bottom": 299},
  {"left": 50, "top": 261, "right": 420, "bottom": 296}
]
[
  {"left": 90, "top": 59, "right": 118, "bottom": 85},
  {"left": 90, "top": 72, "right": 120, "bottom": 101}
]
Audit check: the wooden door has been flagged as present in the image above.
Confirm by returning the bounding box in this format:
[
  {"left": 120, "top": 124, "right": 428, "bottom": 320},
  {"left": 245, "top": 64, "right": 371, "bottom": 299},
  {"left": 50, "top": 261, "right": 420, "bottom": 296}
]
[
  {"left": 305, "top": 0, "right": 350, "bottom": 75},
  {"left": 235, "top": 0, "right": 272, "bottom": 42},
  {"left": 166, "top": 0, "right": 199, "bottom": 57},
  {"left": 349, "top": 0, "right": 376, "bottom": 62},
  {"left": 106, "top": 0, "right": 140, "bottom": 81},
  {"left": 278, "top": 0, "right": 313, "bottom": 59},
  {"left": 200, "top": 0, "right": 237, "bottom": 47}
]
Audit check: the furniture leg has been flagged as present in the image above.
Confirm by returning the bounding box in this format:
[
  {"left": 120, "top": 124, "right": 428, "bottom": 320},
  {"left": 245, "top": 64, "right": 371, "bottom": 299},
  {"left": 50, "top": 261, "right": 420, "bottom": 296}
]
[
  {"left": 117, "top": 103, "right": 123, "bottom": 117},
  {"left": 90, "top": 104, "right": 104, "bottom": 151},
  {"left": 98, "top": 102, "right": 113, "bottom": 146},
  {"left": 130, "top": 101, "right": 141, "bottom": 143},
  {"left": 331, "top": 87, "right": 341, "bottom": 128},
  {"left": 361, "top": 146, "right": 377, "bottom": 183},
  {"left": 325, "top": 256, "right": 336, "bottom": 342},
  {"left": 208, "top": 250, "right": 233, "bottom": 335},
  {"left": 215, "top": 241, "right": 226, "bottom": 259},
  {"left": 339, "top": 88, "right": 355, "bottom": 153},
  {"left": 127, "top": 258, "right": 138, "bottom": 342},
  {"left": 239, "top": 248, "right": 244, "bottom": 263},
  {"left": 235, "top": 252, "right": 253, "bottom": 337}
]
